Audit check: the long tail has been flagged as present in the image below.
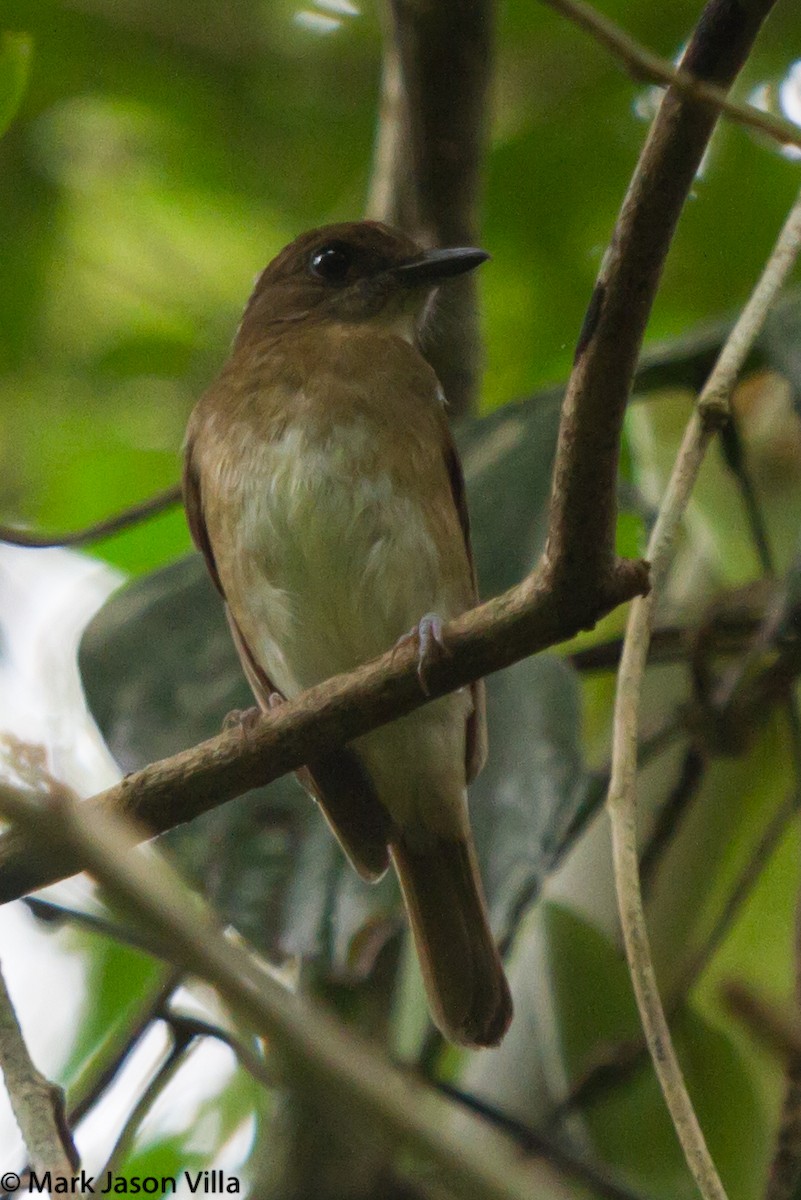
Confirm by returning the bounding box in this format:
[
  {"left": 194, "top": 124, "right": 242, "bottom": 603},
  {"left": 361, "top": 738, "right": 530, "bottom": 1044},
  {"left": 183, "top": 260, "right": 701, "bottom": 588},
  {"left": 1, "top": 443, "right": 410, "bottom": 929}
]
[{"left": 390, "top": 833, "right": 513, "bottom": 1047}]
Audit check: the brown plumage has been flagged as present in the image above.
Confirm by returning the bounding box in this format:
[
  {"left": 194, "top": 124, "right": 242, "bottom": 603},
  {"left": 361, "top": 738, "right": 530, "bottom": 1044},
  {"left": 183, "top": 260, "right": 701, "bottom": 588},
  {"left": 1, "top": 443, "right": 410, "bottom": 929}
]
[{"left": 183, "top": 221, "right": 512, "bottom": 1047}]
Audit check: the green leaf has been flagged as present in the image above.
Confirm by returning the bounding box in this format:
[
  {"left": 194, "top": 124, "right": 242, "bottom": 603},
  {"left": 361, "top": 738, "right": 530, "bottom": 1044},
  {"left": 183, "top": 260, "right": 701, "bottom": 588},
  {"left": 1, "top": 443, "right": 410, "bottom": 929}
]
[
  {"left": 0, "top": 32, "right": 32, "bottom": 136},
  {"left": 61, "top": 934, "right": 164, "bottom": 1087}
]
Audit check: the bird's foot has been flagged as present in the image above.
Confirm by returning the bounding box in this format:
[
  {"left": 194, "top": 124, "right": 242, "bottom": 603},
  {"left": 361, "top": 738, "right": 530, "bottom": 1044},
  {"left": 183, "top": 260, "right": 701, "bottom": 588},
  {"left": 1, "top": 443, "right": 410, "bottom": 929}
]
[
  {"left": 222, "top": 706, "right": 262, "bottom": 742},
  {"left": 394, "top": 612, "right": 449, "bottom": 696}
]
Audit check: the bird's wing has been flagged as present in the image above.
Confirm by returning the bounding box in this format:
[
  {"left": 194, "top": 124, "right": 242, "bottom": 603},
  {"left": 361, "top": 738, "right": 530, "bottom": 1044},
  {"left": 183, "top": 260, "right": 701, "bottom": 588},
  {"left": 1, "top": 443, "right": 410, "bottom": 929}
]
[
  {"left": 182, "top": 443, "right": 392, "bottom": 881},
  {"left": 442, "top": 432, "right": 488, "bottom": 783}
]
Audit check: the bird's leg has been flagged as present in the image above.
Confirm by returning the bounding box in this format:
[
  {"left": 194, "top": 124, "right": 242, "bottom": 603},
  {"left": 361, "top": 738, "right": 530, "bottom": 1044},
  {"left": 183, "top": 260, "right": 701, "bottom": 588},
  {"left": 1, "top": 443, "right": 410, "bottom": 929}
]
[{"left": 394, "top": 612, "right": 450, "bottom": 696}]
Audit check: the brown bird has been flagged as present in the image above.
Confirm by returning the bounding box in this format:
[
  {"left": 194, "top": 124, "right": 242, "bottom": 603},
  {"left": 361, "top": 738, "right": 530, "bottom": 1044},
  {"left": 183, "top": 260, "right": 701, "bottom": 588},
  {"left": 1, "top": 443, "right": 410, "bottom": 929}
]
[{"left": 183, "top": 221, "right": 512, "bottom": 1047}]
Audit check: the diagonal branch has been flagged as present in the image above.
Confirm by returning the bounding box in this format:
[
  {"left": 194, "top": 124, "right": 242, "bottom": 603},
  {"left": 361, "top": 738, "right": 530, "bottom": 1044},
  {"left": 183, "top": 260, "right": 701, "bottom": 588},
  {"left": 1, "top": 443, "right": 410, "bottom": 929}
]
[
  {"left": 538, "top": 0, "right": 801, "bottom": 155},
  {"left": 545, "top": 0, "right": 780, "bottom": 589},
  {"left": 0, "top": 781, "right": 576, "bottom": 1200},
  {"left": 0, "top": 555, "right": 646, "bottom": 904},
  {"left": 0, "top": 961, "right": 78, "bottom": 1181}
]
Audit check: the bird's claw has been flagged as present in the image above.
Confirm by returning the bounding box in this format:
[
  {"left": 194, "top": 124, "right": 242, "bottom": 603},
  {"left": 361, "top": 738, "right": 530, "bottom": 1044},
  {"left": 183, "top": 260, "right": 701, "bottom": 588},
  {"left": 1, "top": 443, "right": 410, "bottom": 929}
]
[
  {"left": 394, "top": 612, "right": 449, "bottom": 696},
  {"left": 222, "top": 706, "right": 262, "bottom": 741}
]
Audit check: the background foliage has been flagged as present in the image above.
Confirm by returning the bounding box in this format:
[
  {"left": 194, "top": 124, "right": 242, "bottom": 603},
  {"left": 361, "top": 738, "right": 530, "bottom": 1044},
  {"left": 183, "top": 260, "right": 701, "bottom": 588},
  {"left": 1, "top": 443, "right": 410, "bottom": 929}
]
[{"left": 2, "top": 1, "right": 801, "bottom": 1197}]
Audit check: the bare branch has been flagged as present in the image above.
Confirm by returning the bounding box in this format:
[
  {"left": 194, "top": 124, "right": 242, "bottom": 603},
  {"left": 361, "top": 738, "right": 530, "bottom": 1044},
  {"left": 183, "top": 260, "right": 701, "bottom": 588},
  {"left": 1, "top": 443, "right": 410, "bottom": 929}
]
[
  {"left": 0, "top": 485, "right": 182, "bottom": 549},
  {"left": 0, "top": 782, "right": 572, "bottom": 1200},
  {"left": 606, "top": 179, "right": 801, "bottom": 1199},
  {"left": 367, "top": 0, "right": 495, "bottom": 416},
  {"left": 436, "top": 1080, "right": 651, "bottom": 1200},
  {"left": 67, "top": 968, "right": 182, "bottom": 1129},
  {"left": 0, "top": 553, "right": 646, "bottom": 905},
  {"left": 98, "top": 1034, "right": 194, "bottom": 1184},
  {"left": 538, "top": 0, "right": 801, "bottom": 155},
  {"left": 0, "top": 961, "right": 77, "bottom": 1181},
  {"left": 545, "top": 0, "right": 781, "bottom": 589}
]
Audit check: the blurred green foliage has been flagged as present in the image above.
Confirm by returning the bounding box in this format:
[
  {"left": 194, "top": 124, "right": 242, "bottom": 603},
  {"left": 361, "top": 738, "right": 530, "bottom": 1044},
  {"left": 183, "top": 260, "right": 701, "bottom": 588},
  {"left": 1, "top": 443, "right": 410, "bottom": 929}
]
[{"left": 1, "top": 0, "right": 800, "bottom": 574}]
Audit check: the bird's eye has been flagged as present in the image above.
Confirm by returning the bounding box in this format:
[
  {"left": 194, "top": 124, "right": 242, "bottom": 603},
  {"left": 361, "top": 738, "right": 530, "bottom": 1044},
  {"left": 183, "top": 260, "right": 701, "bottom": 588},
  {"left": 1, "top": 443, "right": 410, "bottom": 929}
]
[{"left": 309, "top": 243, "right": 352, "bottom": 283}]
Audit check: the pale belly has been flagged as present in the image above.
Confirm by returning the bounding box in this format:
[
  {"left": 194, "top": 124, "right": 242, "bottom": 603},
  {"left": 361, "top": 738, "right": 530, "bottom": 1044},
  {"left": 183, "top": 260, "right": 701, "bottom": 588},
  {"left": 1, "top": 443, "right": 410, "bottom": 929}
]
[
  {"left": 224, "top": 421, "right": 473, "bottom": 836},
  {"left": 229, "top": 422, "right": 465, "bottom": 700}
]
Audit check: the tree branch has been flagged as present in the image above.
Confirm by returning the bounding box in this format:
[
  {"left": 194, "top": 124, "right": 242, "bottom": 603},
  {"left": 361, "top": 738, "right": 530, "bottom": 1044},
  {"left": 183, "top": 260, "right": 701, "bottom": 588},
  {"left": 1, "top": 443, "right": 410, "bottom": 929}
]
[
  {"left": 723, "top": 982, "right": 801, "bottom": 1062},
  {"left": 545, "top": 0, "right": 781, "bottom": 589},
  {"left": 0, "top": 554, "right": 646, "bottom": 904},
  {"left": 538, "top": 0, "right": 801, "bottom": 155},
  {"left": 0, "top": 485, "right": 182, "bottom": 549},
  {"left": 0, "top": 782, "right": 571, "bottom": 1200},
  {"left": 606, "top": 176, "right": 801, "bottom": 1199},
  {"left": 366, "top": 0, "right": 495, "bottom": 416},
  {"left": 0, "top": 961, "right": 77, "bottom": 1182}
]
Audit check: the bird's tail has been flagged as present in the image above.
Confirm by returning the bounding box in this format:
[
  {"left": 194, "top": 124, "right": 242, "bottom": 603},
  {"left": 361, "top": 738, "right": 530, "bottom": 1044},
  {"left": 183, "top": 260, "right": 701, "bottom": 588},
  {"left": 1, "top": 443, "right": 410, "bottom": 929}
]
[{"left": 390, "top": 833, "right": 513, "bottom": 1047}]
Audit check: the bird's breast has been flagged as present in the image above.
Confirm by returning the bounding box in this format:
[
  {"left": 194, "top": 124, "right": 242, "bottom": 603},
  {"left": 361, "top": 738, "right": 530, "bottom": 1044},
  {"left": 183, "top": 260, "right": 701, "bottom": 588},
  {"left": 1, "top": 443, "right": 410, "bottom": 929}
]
[{"left": 212, "top": 411, "right": 468, "bottom": 697}]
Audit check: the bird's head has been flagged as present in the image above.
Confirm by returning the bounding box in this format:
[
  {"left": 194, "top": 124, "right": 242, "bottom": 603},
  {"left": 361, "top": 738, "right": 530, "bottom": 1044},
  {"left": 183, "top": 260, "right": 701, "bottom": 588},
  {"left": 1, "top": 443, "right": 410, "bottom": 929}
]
[{"left": 235, "top": 220, "right": 489, "bottom": 346}]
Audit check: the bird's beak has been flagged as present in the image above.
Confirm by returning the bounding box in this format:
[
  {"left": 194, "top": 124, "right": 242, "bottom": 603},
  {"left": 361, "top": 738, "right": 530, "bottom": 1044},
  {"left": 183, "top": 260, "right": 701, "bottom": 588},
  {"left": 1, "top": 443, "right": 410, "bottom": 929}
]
[{"left": 389, "top": 246, "right": 490, "bottom": 287}]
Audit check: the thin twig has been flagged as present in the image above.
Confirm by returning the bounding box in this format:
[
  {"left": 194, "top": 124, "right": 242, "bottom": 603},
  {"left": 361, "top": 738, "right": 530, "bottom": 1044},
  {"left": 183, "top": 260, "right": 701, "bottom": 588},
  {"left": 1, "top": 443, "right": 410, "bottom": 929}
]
[
  {"left": 0, "top": 484, "right": 182, "bottom": 549},
  {"left": 0, "top": 782, "right": 566, "bottom": 1200},
  {"left": 24, "top": 897, "right": 187, "bottom": 962},
  {"left": 607, "top": 184, "right": 801, "bottom": 1200},
  {"left": 67, "top": 969, "right": 183, "bottom": 1129},
  {"left": 569, "top": 599, "right": 773, "bottom": 672},
  {"left": 26, "top": 904, "right": 280, "bottom": 1091},
  {"left": 553, "top": 779, "right": 801, "bottom": 1122},
  {"left": 714, "top": 575, "right": 793, "bottom": 714},
  {"left": 723, "top": 982, "right": 801, "bottom": 1061},
  {"left": 639, "top": 746, "right": 707, "bottom": 895},
  {"left": 677, "top": 785, "right": 801, "bottom": 999},
  {"left": 0, "top": 961, "right": 78, "bottom": 1180},
  {"left": 717, "top": 415, "right": 776, "bottom": 578},
  {"left": 98, "top": 1031, "right": 195, "bottom": 1182},
  {"left": 537, "top": 0, "right": 801, "bottom": 155},
  {"left": 163, "top": 1009, "right": 277, "bottom": 1091},
  {"left": 435, "top": 1081, "right": 651, "bottom": 1200}
]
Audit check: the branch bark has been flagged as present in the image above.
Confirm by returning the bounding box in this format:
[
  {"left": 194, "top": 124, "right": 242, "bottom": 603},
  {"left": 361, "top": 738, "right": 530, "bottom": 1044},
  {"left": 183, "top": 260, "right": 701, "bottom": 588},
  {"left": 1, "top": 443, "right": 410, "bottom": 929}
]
[
  {"left": 367, "top": 0, "right": 495, "bottom": 416},
  {"left": 0, "top": 555, "right": 646, "bottom": 904},
  {"left": 0, "top": 782, "right": 572, "bottom": 1200},
  {"left": 545, "top": 0, "right": 781, "bottom": 589},
  {"left": 0, "top": 961, "right": 77, "bottom": 1183}
]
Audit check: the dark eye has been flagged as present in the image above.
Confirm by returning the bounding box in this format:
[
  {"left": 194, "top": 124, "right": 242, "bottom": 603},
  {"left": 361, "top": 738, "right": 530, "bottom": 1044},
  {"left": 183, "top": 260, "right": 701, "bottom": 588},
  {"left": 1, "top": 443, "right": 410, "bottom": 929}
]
[{"left": 309, "top": 243, "right": 352, "bottom": 283}]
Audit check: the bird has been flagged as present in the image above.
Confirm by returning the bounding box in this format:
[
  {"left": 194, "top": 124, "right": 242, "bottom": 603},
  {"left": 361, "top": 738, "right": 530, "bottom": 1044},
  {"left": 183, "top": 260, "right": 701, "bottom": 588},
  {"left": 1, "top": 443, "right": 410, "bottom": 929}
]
[{"left": 183, "top": 220, "right": 513, "bottom": 1047}]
